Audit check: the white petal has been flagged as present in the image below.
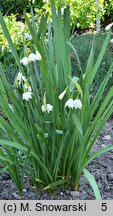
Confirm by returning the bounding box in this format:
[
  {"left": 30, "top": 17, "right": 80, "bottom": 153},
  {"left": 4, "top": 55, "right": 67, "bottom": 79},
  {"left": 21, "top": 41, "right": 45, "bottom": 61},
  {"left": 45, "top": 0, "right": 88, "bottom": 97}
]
[
  {"left": 28, "top": 53, "right": 37, "bottom": 62},
  {"left": 105, "top": 23, "right": 113, "bottom": 31},
  {"left": 35, "top": 51, "right": 42, "bottom": 61},
  {"left": 8, "top": 103, "right": 14, "bottom": 112},
  {"left": 28, "top": 86, "right": 32, "bottom": 92},
  {"left": 58, "top": 90, "right": 66, "bottom": 100},
  {"left": 29, "top": 34, "right": 32, "bottom": 40},
  {"left": 24, "top": 33, "right": 32, "bottom": 40},
  {"left": 22, "top": 92, "right": 32, "bottom": 101},
  {"left": 17, "top": 72, "right": 22, "bottom": 81},
  {"left": 47, "top": 104, "right": 53, "bottom": 113},
  {"left": 16, "top": 72, "right": 26, "bottom": 87},
  {"left": 22, "top": 76, "right": 26, "bottom": 81},
  {"left": 110, "top": 39, "right": 113, "bottom": 43},
  {"left": 41, "top": 105, "right": 46, "bottom": 112},
  {"left": 61, "top": 7, "right": 66, "bottom": 15},
  {"left": 73, "top": 99, "right": 82, "bottom": 109},
  {"left": 24, "top": 33, "right": 29, "bottom": 39},
  {"left": 20, "top": 57, "right": 29, "bottom": 66},
  {"left": 65, "top": 98, "right": 74, "bottom": 108}
]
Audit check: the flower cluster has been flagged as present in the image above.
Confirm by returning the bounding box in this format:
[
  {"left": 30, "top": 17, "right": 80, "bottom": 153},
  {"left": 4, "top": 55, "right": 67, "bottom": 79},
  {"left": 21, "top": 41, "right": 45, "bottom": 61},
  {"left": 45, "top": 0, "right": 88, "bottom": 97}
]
[
  {"left": 65, "top": 98, "right": 82, "bottom": 109},
  {"left": 15, "top": 72, "right": 82, "bottom": 110},
  {"left": 15, "top": 72, "right": 26, "bottom": 89},
  {"left": 58, "top": 88, "right": 82, "bottom": 110},
  {"left": 15, "top": 72, "right": 32, "bottom": 101},
  {"left": 20, "top": 51, "right": 42, "bottom": 66}
]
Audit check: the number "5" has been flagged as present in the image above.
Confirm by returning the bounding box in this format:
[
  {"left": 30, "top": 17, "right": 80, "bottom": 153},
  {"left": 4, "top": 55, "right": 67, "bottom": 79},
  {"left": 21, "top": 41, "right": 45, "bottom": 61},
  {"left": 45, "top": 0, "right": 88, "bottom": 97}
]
[{"left": 101, "top": 203, "right": 107, "bottom": 211}]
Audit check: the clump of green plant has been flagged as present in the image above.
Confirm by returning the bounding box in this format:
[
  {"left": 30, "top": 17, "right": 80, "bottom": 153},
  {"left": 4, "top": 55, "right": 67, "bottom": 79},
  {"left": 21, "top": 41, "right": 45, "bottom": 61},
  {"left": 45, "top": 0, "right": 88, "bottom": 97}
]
[{"left": 0, "top": 0, "right": 113, "bottom": 199}]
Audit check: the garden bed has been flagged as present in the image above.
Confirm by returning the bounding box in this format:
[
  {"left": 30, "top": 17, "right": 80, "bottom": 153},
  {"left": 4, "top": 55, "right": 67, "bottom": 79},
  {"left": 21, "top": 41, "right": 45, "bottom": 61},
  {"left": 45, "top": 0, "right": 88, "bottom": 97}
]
[{"left": 0, "top": 119, "right": 113, "bottom": 200}]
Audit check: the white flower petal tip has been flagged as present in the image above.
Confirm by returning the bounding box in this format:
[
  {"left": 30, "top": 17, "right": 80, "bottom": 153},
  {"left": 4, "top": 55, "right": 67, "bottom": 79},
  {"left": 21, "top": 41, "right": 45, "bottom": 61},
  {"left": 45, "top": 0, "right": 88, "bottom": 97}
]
[
  {"left": 8, "top": 103, "right": 14, "bottom": 112},
  {"left": 73, "top": 99, "right": 82, "bottom": 109},
  {"left": 65, "top": 98, "right": 74, "bottom": 109},
  {"left": 41, "top": 104, "right": 53, "bottom": 113},
  {"left": 58, "top": 90, "right": 66, "bottom": 100},
  {"left": 27, "top": 86, "right": 32, "bottom": 92},
  {"left": 41, "top": 105, "right": 47, "bottom": 113},
  {"left": 28, "top": 53, "right": 37, "bottom": 62},
  {"left": 36, "top": 51, "right": 42, "bottom": 61},
  {"left": 110, "top": 39, "right": 113, "bottom": 43},
  {"left": 105, "top": 23, "right": 113, "bottom": 31},
  {"left": 20, "top": 57, "right": 30, "bottom": 66},
  {"left": 56, "top": 7, "right": 66, "bottom": 16},
  {"left": 47, "top": 104, "right": 53, "bottom": 113},
  {"left": 24, "top": 33, "right": 32, "bottom": 40},
  {"left": 16, "top": 72, "right": 26, "bottom": 81},
  {"left": 15, "top": 72, "right": 26, "bottom": 88},
  {"left": 28, "top": 51, "right": 42, "bottom": 62},
  {"left": 22, "top": 92, "right": 32, "bottom": 101}
]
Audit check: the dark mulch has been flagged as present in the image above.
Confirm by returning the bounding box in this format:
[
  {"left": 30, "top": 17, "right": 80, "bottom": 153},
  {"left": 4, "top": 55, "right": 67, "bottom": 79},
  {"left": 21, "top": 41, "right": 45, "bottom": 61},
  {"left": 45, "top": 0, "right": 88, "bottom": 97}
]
[{"left": 0, "top": 119, "right": 113, "bottom": 200}]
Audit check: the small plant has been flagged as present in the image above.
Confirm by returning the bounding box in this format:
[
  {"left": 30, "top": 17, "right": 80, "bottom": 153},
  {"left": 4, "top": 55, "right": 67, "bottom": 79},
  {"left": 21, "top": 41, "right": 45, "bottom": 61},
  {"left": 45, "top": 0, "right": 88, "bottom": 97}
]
[{"left": 0, "top": 0, "right": 113, "bottom": 199}]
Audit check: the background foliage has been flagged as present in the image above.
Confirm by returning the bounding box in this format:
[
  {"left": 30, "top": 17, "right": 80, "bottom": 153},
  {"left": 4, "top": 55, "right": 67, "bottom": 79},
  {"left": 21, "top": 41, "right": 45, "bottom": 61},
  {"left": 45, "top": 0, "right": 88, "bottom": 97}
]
[
  {"left": 0, "top": 0, "right": 43, "bottom": 15},
  {"left": 72, "top": 33, "right": 113, "bottom": 100},
  {"left": 38, "top": 0, "right": 105, "bottom": 29},
  {"left": 104, "top": 0, "right": 113, "bottom": 23},
  {"left": 0, "top": 0, "right": 111, "bottom": 29}
]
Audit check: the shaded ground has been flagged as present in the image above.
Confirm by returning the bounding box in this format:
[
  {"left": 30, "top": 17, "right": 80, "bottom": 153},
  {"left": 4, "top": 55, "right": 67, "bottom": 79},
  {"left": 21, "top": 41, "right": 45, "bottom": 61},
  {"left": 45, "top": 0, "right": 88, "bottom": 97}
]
[{"left": 0, "top": 119, "right": 113, "bottom": 200}]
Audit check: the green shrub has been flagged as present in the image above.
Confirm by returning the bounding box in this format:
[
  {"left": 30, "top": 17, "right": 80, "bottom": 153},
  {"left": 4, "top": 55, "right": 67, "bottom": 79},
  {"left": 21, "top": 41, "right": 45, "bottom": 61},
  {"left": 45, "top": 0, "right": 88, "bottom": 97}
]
[
  {"left": 0, "top": 14, "right": 24, "bottom": 83},
  {"left": 38, "top": 0, "right": 105, "bottom": 29},
  {"left": 0, "top": 14, "right": 24, "bottom": 56},
  {"left": 0, "top": 0, "right": 43, "bottom": 15},
  {"left": 104, "top": 0, "right": 113, "bottom": 22}
]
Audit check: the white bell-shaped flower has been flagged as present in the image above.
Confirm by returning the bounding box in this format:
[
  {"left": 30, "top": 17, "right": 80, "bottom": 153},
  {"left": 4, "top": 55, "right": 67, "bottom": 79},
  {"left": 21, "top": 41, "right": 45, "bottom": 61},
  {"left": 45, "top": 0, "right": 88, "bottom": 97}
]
[
  {"left": 65, "top": 98, "right": 74, "bottom": 108},
  {"left": 73, "top": 99, "right": 82, "bottom": 109},
  {"left": 22, "top": 92, "right": 32, "bottom": 101},
  {"left": 29, "top": 53, "right": 37, "bottom": 62},
  {"left": 24, "top": 33, "right": 32, "bottom": 40},
  {"left": 35, "top": 51, "right": 42, "bottom": 61},
  {"left": 16, "top": 72, "right": 26, "bottom": 81},
  {"left": 41, "top": 104, "right": 53, "bottom": 113},
  {"left": 46, "top": 104, "right": 53, "bottom": 113},
  {"left": 20, "top": 57, "right": 30, "bottom": 66}
]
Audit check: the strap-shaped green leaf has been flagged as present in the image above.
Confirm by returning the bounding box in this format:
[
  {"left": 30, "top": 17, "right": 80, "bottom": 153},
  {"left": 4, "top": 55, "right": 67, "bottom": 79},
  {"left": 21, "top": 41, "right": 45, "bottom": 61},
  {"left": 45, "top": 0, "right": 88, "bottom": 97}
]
[{"left": 83, "top": 168, "right": 102, "bottom": 200}]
